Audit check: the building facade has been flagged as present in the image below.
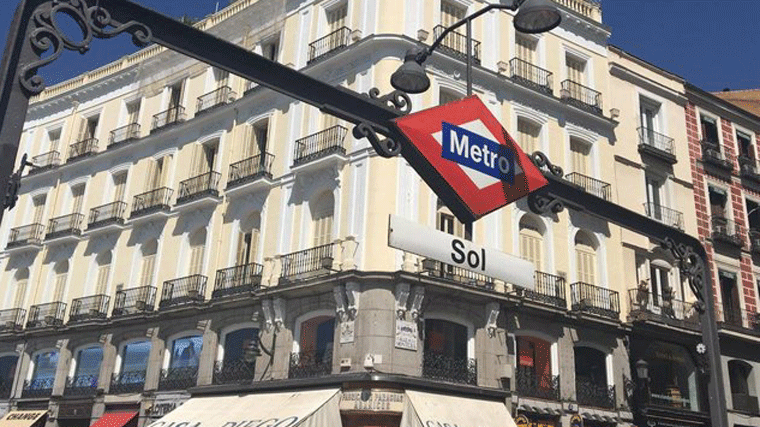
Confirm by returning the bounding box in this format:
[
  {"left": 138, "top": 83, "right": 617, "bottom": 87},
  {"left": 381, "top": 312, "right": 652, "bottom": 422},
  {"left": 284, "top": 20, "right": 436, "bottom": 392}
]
[{"left": 0, "top": 1, "right": 754, "bottom": 427}]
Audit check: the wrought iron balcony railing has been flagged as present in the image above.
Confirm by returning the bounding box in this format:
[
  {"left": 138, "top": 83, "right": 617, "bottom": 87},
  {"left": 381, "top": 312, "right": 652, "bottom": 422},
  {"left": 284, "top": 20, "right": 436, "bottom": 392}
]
[
  {"left": 69, "top": 294, "right": 110, "bottom": 322},
  {"left": 289, "top": 349, "right": 333, "bottom": 379},
  {"left": 160, "top": 274, "right": 207, "bottom": 308},
  {"left": 643, "top": 203, "right": 684, "bottom": 230},
  {"left": 638, "top": 127, "right": 675, "bottom": 157},
  {"left": 88, "top": 201, "right": 127, "bottom": 229},
  {"left": 422, "top": 352, "right": 477, "bottom": 385},
  {"left": 109, "top": 123, "right": 140, "bottom": 148},
  {"left": 749, "top": 229, "right": 760, "bottom": 254},
  {"left": 570, "top": 282, "right": 620, "bottom": 319},
  {"left": 716, "top": 307, "right": 760, "bottom": 332},
  {"left": 130, "top": 187, "right": 173, "bottom": 218},
  {"left": 701, "top": 142, "right": 734, "bottom": 171},
  {"left": 68, "top": 137, "right": 98, "bottom": 161},
  {"left": 113, "top": 286, "right": 156, "bottom": 316},
  {"left": 158, "top": 366, "right": 198, "bottom": 391},
  {"left": 227, "top": 153, "right": 274, "bottom": 188},
  {"left": 46, "top": 213, "right": 85, "bottom": 239},
  {"left": 196, "top": 86, "right": 236, "bottom": 113},
  {"left": 213, "top": 359, "right": 255, "bottom": 385},
  {"left": 30, "top": 150, "right": 61, "bottom": 174},
  {"left": 564, "top": 172, "right": 611, "bottom": 201},
  {"left": 213, "top": 262, "right": 263, "bottom": 299},
  {"left": 280, "top": 243, "right": 334, "bottom": 280},
  {"left": 509, "top": 57, "right": 552, "bottom": 95},
  {"left": 739, "top": 155, "right": 760, "bottom": 181},
  {"left": 110, "top": 370, "right": 146, "bottom": 394},
  {"left": 627, "top": 289, "right": 700, "bottom": 326},
  {"left": 7, "top": 223, "right": 44, "bottom": 248},
  {"left": 576, "top": 377, "right": 615, "bottom": 409},
  {"left": 151, "top": 105, "right": 186, "bottom": 131},
  {"left": 0, "top": 308, "right": 25, "bottom": 332},
  {"left": 516, "top": 365, "right": 560, "bottom": 401},
  {"left": 64, "top": 374, "right": 99, "bottom": 396},
  {"left": 432, "top": 25, "right": 481, "bottom": 64},
  {"left": 554, "top": 0, "right": 601, "bottom": 20},
  {"left": 711, "top": 215, "right": 743, "bottom": 247},
  {"left": 560, "top": 80, "right": 602, "bottom": 114},
  {"left": 22, "top": 378, "right": 54, "bottom": 398},
  {"left": 513, "top": 271, "right": 567, "bottom": 308},
  {"left": 293, "top": 125, "right": 347, "bottom": 166},
  {"left": 421, "top": 259, "right": 493, "bottom": 290},
  {"left": 27, "top": 301, "right": 66, "bottom": 328},
  {"left": 307, "top": 27, "right": 352, "bottom": 63},
  {"left": 177, "top": 171, "right": 221, "bottom": 204}
]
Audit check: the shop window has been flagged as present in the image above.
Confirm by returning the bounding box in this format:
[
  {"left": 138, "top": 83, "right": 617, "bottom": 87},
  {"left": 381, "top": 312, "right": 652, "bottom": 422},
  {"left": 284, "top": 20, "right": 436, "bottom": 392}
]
[
  {"left": 169, "top": 335, "right": 203, "bottom": 369},
  {"left": 645, "top": 342, "right": 700, "bottom": 411}
]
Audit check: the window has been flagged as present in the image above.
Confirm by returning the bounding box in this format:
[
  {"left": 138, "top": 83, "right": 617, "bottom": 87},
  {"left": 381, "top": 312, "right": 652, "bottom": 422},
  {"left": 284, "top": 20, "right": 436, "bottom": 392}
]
[
  {"left": 748, "top": 199, "right": 760, "bottom": 233},
  {"left": 700, "top": 115, "right": 719, "bottom": 145},
  {"left": 168, "top": 82, "right": 183, "bottom": 109},
  {"left": 575, "top": 232, "right": 596, "bottom": 285},
  {"left": 147, "top": 156, "right": 170, "bottom": 190},
  {"left": 73, "top": 346, "right": 103, "bottom": 384},
  {"left": 53, "top": 260, "right": 69, "bottom": 302},
  {"left": 311, "top": 192, "right": 334, "bottom": 247},
  {"left": 71, "top": 184, "right": 85, "bottom": 215},
  {"left": 48, "top": 129, "right": 61, "bottom": 152},
  {"left": 649, "top": 263, "right": 671, "bottom": 307},
  {"left": 246, "top": 121, "right": 269, "bottom": 158},
  {"left": 237, "top": 213, "right": 261, "bottom": 267},
  {"left": 574, "top": 347, "right": 609, "bottom": 404},
  {"left": 570, "top": 138, "right": 591, "bottom": 175},
  {"left": 516, "top": 336, "right": 552, "bottom": 387},
  {"left": 566, "top": 55, "right": 586, "bottom": 85},
  {"left": 640, "top": 97, "right": 661, "bottom": 145},
  {"left": 139, "top": 239, "right": 158, "bottom": 287},
  {"left": 425, "top": 319, "right": 467, "bottom": 359},
  {"left": 441, "top": 1, "right": 465, "bottom": 27},
  {"left": 719, "top": 271, "right": 741, "bottom": 326},
  {"left": 126, "top": 100, "right": 140, "bottom": 125},
  {"left": 517, "top": 118, "right": 540, "bottom": 155},
  {"left": 169, "top": 336, "right": 203, "bottom": 369},
  {"left": 120, "top": 341, "right": 151, "bottom": 375},
  {"left": 299, "top": 316, "right": 335, "bottom": 363},
  {"left": 32, "top": 195, "right": 45, "bottom": 225},
  {"left": 437, "top": 199, "right": 471, "bottom": 240},
  {"left": 728, "top": 360, "right": 754, "bottom": 398},
  {"left": 223, "top": 328, "right": 258, "bottom": 368},
  {"left": 737, "top": 131, "right": 753, "bottom": 159},
  {"left": 213, "top": 68, "right": 229, "bottom": 89},
  {"left": 113, "top": 173, "right": 127, "bottom": 203},
  {"left": 645, "top": 342, "right": 700, "bottom": 411},
  {"left": 30, "top": 351, "right": 58, "bottom": 384},
  {"left": 188, "top": 228, "right": 207, "bottom": 276},
  {"left": 13, "top": 269, "right": 28, "bottom": 309},
  {"left": 708, "top": 186, "right": 727, "bottom": 219},
  {"left": 519, "top": 216, "right": 543, "bottom": 271},
  {"left": 0, "top": 356, "right": 18, "bottom": 387},
  {"left": 327, "top": 3, "right": 348, "bottom": 32},
  {"left": 439, "top": 89, "right": 461, "bottom": 106},
  {"left": 192, "top": 142, "right": 218, "bottom": 175},
  {"left": 95, "top": 251, "right": 112, "bottom": 295},
  {"left": 77, "top": 115, "right": 99, "bottom": 141},
  {"left": 261, "top": 38, "right": 279, "bottom": 62},
  {"left": 516, "top": 35, "right": 537, "bottom": 64}
]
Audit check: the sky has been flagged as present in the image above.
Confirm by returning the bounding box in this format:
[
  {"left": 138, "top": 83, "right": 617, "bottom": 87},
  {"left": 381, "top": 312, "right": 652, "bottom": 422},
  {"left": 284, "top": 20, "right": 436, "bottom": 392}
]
[{"left": 0, "top": 0, "right": 758, "bottom": 93}]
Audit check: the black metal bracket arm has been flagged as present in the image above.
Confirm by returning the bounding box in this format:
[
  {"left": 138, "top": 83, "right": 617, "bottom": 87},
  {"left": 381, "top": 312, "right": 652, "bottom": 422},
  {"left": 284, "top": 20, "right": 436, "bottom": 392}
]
[{"left": 3, "top": 153, "right": 33, "bottom": 210}]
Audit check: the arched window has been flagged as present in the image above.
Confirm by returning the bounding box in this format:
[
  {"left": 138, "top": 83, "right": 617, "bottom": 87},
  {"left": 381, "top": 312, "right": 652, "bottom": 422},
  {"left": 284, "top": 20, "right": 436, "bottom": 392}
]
[
  {"left": 160, "top": 335, "right": 202, "bottom": 391},
  {"left": 53, "top": 260, "right": 69, "bottom": 302},
  {"left": 236, "top": 212, "right": 261, "bottom": 267},
  {"left": 291, "top": 315, "right": 335, "bottom": 379},
  {"left": 422, "top": 318, "right": 475, "bottom": 385},
  {"left": 95, "top": 251, "right": 112, "bottom": 295},
  {"left": 139, "top": 239, "right": 158, "bottom": 287},
  {"left": 112, "top": 340, "right": 150, "bottom": 393},
  {"left": 645, "top": 342, "right": 700, "bottom": 411},
  {"left": 70, "top": 346, "right": 103, "bottom": 390},
  {"left": 516, "top": 335, "right": 557, "bottom": 398},
  {"left": 188, "top": 228, "right": 207, "bottom": 276},
  {"left": 439, "top": 89, "right": 462, "bottom": 106},
  {"left": 12, "top": 268, "right": 29, "bottom": 309},
  {"left": 728, "top": 360, "right": 754, "bottom": 398},
  {"left": 574, "top": 231, "right": 597, "bottom": 285},
  {"left": 216, "top": 327, "right": 258, "bottom": 383},
  {"left": 519, "top": 215, "right": 543, "bottom": 271},
  {"left": 29, "top": 350, "right": 58, "bottom": 391},
  {"left": 574, "top": 346, "right": 612, "bottom": 407},
  {"left": 311, "top": 192, "right": 334, "bottom": 247}
]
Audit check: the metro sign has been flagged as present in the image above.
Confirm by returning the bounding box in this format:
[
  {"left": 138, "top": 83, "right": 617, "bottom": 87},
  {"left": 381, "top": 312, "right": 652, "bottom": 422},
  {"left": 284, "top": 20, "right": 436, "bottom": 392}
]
[{"left": 394, "top": 95, "right": 548, "bottom": 223}]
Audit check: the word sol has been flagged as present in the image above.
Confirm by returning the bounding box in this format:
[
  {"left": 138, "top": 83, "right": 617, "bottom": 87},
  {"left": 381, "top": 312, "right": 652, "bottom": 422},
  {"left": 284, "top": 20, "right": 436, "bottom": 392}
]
[{"left": 451, "top": 239, "right": 486, "bottom": 271}]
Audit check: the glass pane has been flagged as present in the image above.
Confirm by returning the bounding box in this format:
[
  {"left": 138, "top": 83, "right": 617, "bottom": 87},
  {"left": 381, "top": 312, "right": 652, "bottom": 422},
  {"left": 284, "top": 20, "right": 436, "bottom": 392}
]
[
  {"left": 33, "top": 351, "right": 59, "bottom": 380},
  {"left": 223, "top": 328, "right": 258, "bottom": 365},
  {"left": 122, "top": 341, "right": 151, "bottom": 373},
  {"left": 170, "top": 336, "right": 203, "bottom": 368},
  {"left": 75, "top": 347, "right": 103, "bottom": 377}
]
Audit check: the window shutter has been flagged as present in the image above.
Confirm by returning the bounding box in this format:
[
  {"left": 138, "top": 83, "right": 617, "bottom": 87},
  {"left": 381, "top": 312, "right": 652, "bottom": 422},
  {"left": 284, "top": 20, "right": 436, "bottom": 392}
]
[
  {"left": 14, "top": 280, "right": 27, "bottom": 308},
  {"left": 114, "top": 174, "right": 127, "bottom": 203},
  {"left": 570, "top": 139, "right": 589, "bottom": 175},
  {"left": 95, "top": 264, "right": 110, "bottom": 295},
  {"left": 576, "top": 249, "right": 595, "bottom": 284},
  {"left": 140, "top": 254, "right": 156, "bottom": 287},
  {"left": 189, "top": 243, "right": 205, "bottom": 275},
  {"left": 33, "top": 196, "right": 46, "bottom": 225},
  {"left": 441, "top": 1, "right": 465, "bottom": 27},
  {"left": 127, "top": 101, "right": 140, "bottom": 124},
  {"left": 72, "top": 185, "right": 85, "bottom": 214},
  {"left": 516, "top": 36, "right": 537, "bottom": 64},
  {"left": 54, "top": 273, "right": 67, "bottom": 301},
  {"left": 327, "top": 4, "right": 348, "bottom": 32},
  {"left": 520, "top": 231, "right": 542, "bottom": 272},
  {"left": 236, "top": 231, "right": 251, "bottom": 266}
]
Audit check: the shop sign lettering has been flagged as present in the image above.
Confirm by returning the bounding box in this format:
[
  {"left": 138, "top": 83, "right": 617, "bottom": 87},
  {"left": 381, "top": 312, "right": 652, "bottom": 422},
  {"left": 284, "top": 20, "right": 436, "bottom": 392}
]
[
  {"left": 148, "top": 418, "right": 300, "bottom": 427},
  {"left": 395, "top": 320, "right": 417, "bottom": 351},
  {"left": 340, "top": 390, "right": 404, "bottom": 413}
]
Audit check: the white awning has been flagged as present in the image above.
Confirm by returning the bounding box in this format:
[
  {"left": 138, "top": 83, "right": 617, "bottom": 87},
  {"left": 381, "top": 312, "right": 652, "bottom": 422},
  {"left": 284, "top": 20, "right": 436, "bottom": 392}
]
[
  {"left": 400, "top": 390, "right": 518, "bottom": 427},
  {"left": 146, "top": 388, "right": 341, "bottom": 427}
]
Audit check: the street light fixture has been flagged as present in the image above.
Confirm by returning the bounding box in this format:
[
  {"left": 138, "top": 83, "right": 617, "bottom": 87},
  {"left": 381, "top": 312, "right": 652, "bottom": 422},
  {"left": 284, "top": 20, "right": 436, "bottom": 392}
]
[{"left": 391, "top": 0, "right": 562, "bottom": 95}]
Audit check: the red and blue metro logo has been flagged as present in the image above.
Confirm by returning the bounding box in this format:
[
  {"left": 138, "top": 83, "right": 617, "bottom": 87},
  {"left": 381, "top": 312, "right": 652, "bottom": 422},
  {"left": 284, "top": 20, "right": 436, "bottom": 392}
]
[{"left": 393, "top": 95, "right": 548, "bottom": 223}]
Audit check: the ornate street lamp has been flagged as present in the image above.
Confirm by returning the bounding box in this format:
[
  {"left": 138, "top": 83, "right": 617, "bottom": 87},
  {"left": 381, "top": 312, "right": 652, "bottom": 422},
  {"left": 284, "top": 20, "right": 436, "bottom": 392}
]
[{"left": 391, "top": 0, "right": 562, "bottom": 95}]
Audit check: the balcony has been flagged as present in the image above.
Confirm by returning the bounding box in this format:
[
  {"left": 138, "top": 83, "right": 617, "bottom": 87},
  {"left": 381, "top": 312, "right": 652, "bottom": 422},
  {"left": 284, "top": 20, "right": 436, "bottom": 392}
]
[
  {"left": 158, "top": 366, "right": 198, "bottom": 391},
  {"left": 739, "top": 155, "right": 760, "bottom": 185},
  {"left": 22, "top": 378, "right": 54, "bottom": 398},
  {"left": 420, "top": 259, "right": 493, "bottom": 290},
  {"left": 46, "top": 213, "right": 84, "bottom": 242},
  {"left": 213, "top": 262, "right": 263, "bottom": 299},
  {"left": 108, "top": 123, "right": 140, "bottom": 149},
  {"left": 130, "top": 187, "right": 173, "bottom": 219},
  {"left": 554, "top": 0, "right": 601, "bottom": 21},
  {"left": 701, "top": 142, "right": 734, "bottom": 172},
  {"left": 643, "top": 203, "right": 684, "bottom": 230},
  {"left": 638, "top": 127, "right": 676, "bottom": 163},
  {"left": 196, "top": 86, "right": 236, "bottom": 114},
  {"left": 293, "top": 125, "right": 347, "bottom": 168},
  {"left": 160, "top": 274, "right": 207, "bottom": 308},
  {"left": 512, "top": 271, "right": 567, "bottom": 309},
  {"left": 307, "top": 27, "right": 352, "bottom": 63},
  {"left": 27, "top": 302, "right": 66, "bottom": 328},
  {"left": 576, "top": 377, "right": 615, "bottom": 409},
  {"left": 110, "top": 370, "right": 145, "bottom": 394},
  {"left": 432, "top": 25, "right": 481, "bottom": 64},
  {"left": 516, "top": 365, "right": 560, "bottom": 401},
  {"left": 0, "top": 308, "right": 25, "bottom": 332},
  {"left": 717, "top": 307, "right": 760, "bottom": 333},
  {"left": 711, "top": 216, "right": 743, "bottom": 247},
  {"left": 69, "top": 294, "right": 110, "bottom": 323},
  {"left": 87, "top": 201, "right": 127, "bottom": 232},
  {"left": 226, "top": 153, "right": 274, "bottom": 191},
  {"left": 508, "top": 58, "right": 552, "bottom": 95},
  {"left": 67, "top": 137, "right": 98, "bottom": 162},
  {"left": 213, "top": 360, "right": 255, "bottom": 385},
  {"left": 279, "top": 243, "right": 334, "bottom": 282},
  {"left": 627, "top": 289, "right": 700, "bottom": 328},
  {"left": 176, "top": 171, "right": 221, "bottom": 206},
  {"left": 151, "top": 106, "right": 185, "bottom": 133},
  {"left": 7, "top": 223, "right": 44, "bottom": 250},
  {"left": 560, "top": 80, "right": 602, "bottom": 114},
  {"left": 733, "top": 393, "right": 760, "bottom": 414},
  {"left": 289, "top": 350, "right": 333, "bottom": 379},
  {"left": 29, "top": 151, "right": 61, "bottom": 175},
  {"left": 564, "top": 172, "right": 611, "bottom": 201},
  {"left": 64, "top": 374, "right": 99, "bottom": 396},
  {"left": 113, "top": 286, "right": 156, "bottom": 316},
  {"left": 570, "top": 282, "right": 620, "bottom": 319},
  {"left": 422, "top": 353, "right": 477, "bottom": 386}
]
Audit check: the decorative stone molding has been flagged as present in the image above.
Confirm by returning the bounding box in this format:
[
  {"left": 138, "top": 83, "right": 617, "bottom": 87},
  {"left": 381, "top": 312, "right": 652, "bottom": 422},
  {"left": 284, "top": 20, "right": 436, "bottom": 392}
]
[
  {"left": 341, "top": 236, "right": 357, "bottom": 270},
  {"left": 261, "top": 299, "right": 274, "bottom": 331},
  {"left": 395, "top": 283, "right": 410, "bottom": 319},
  {"left": 145, "top": 327, "right": 159, "bottom": 338},
  {"left": 402, "top": 252, "right": 416, "bottom": 272},
  {"left": 410, "top": 286, "right": 425, "bottom": 321},
  {"left": 260, "top": 257, "right": 274, "bottom": 287},
  {"left": 350, "top": 30, "right": 362, "bottom": 42},
  {"left": 195, "top": 320, "right": 211, "bottom": 332},
  {"left": 345, "top": 282, "right": 360, "bottom": 319},
  {"left": 98, "top": 334, "right": 111, "bottom": 344},
  {"left": 333, "top": 286, "right": 348, "bottom": 322},
  {"left": 272, "top": 298, "right": 285, "bottom": 330},
  {"left": 497, "top": 61, "right": 509, "bottom": 74},
  {"left": 486, "top": 302, "right": 500, "bottom": 337},
  {"left": 417, "top": 29, "right": 429, "bottom": 42},
  {"left": 55, "top": 339, "right": 68, "bottom": 349}
]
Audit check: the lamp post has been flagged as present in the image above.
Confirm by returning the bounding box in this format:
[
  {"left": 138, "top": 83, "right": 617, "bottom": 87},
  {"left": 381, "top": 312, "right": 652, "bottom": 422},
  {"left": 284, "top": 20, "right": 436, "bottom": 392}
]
[
  {"left": 391, "top": 0, "right": 562, "bottom": 96},
  {"left": 634, "top": 359, "right": 650, "bottom": 427}
]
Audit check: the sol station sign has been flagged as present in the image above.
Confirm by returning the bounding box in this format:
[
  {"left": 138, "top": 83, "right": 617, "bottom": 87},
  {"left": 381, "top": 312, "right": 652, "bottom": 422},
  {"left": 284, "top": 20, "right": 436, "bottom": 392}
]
[{"left": 393, "top": 95, "right": 548, "bottom": 223}]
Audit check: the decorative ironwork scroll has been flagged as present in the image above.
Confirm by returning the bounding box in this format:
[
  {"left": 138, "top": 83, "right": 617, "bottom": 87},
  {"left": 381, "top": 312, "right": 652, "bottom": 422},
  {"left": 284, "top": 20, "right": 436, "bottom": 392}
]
[
  {"left": 662, "top": 237, "right": 706, "bottom": 312},
  {"left": 364, "top": 88, "right": 412, "bottom": 114},
  {"left": 352, "top": 122, "right": 401, "bottom": 158}
]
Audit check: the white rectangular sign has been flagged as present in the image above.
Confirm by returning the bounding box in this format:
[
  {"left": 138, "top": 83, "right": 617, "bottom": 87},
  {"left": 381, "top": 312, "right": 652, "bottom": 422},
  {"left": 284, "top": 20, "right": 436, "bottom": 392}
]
[{"left": 388, "top": 215, "right": 534, "bottom": 290}]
